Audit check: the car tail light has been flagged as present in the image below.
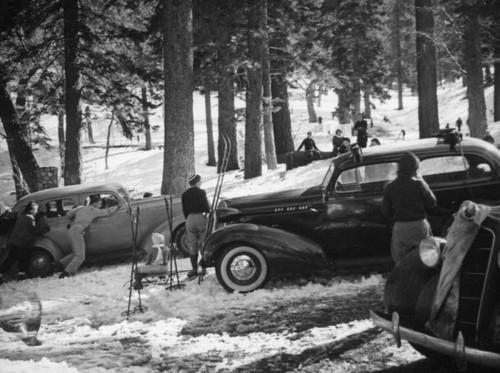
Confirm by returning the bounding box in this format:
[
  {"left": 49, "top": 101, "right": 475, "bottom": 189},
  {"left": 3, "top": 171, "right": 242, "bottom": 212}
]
[{"left": 419, "top": 237, "right": 446, "bottom": 268}]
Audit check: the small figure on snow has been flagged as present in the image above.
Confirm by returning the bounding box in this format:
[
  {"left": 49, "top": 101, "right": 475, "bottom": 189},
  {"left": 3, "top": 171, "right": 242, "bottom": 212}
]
[
  {"left": 181, "top": 174, "right": 210, "bottom": 279},
  {"left": 456, "top": 117, "right": 463, "bottom": 132},
  {"left": 145, "top": 233, "right": 168, "bottom": 266},
  {"left": 297, "top": 131, "right": 322, "bottom": 160},
  {"left": 332, "top": 129, "right": 344, "bottom": 156},
  {"left": 353, "top": 114, "right": 368, "bottom": 148}
]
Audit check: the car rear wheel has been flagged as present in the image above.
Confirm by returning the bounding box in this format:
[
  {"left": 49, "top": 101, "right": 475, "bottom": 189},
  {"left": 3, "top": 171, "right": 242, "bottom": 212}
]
[
  {"left": 216, "top": 244, "right": 269, "bottom": 293},
  {"left": 28, "top": 248, "right": 54, "bottom": 278}
]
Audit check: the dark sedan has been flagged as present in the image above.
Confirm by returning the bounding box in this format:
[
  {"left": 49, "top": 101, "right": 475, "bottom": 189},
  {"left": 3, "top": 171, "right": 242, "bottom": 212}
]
[{"left": 202, "top": 135, "right": 500, "bottom": 293}]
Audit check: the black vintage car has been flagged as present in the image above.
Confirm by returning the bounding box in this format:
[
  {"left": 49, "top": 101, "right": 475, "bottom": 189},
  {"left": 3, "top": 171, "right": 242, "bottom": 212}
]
[
  {"left": 371, "top": 201, "right": 500, "bottom": 372},
  {"left": 202, "top": 135, "right": 500, "bottom": 293}
]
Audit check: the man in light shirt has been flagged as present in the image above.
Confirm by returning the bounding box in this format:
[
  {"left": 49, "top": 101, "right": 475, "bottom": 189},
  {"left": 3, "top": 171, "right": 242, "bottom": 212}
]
[{"left": 58, "top": 194, "right": 119, "bottom": 278}]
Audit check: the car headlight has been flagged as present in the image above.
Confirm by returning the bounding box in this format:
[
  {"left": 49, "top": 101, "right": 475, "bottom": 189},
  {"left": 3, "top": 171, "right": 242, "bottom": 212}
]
[{"left": 419, "top": 237, "right": 446, "bottom": 268}]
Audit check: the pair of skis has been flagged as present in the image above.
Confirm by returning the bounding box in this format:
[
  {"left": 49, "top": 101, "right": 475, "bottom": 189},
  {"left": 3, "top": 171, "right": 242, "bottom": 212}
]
[{"left": 198, "top": 134, "right": 232, "bottom": 283}]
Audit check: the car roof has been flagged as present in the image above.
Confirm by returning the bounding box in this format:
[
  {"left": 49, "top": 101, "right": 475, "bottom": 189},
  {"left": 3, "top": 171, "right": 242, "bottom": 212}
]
[
  {"left": 15, "top": 182, "right": 124, "bottom": 207},
  {"left": 334, "top": 137, "right": 500, "bottom": 168}
]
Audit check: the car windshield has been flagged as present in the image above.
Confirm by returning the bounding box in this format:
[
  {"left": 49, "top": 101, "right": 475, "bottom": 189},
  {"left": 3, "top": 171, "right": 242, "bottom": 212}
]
[
  {"left": 117, "top": 187, "right": 130, "bottom": 203},
  {"left": 321, "top": 163, "right": 335, "bottom": 191}
]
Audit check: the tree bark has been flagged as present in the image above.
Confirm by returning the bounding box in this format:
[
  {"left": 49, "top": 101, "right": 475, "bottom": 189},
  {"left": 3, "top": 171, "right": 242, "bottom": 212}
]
[
  {"left": 161, "top": 0, "right": 194, "bottom": 195},
  {"left": 395, "top": 0, "right": 404, "bottom": 110},
  {"left": 58, "top": 110, "right": 65, "bottom": 175},
  {"left": 63, "top": 0, "right": 83, "bottom": 185},
  {"left": 217, "top": 41, "right": 239, "bottom": 173},
  {"left": 204, "top": 82, "right": 216, "bottom": 167},
  {"left": 463, "top": 6, "right": 487, "bottom": 138},
  {"left": 305, "top": 83, "right": 318, "bottom": 123},
  {"left": 261, "top": 0, "right": 277, "bottom": 170},
  {"left": 141, "top": 86, "right": 152, "bottom": 150},
  {"left": 244, "top": 0, "right": 264, "bottom": 180},
  {"left": 105, "top": 111, "right": 115, "bottom": 170},
  {"left": 364, "top": 89, "right": 371, "bottom": 119},
  {"left": 0, "top": 81, "right": 39, "bottom": 199},
  {"left": 415, "top": 0, "right": 439, "bottom": 138},
  {"left": 270, "top": 41, "right": 294, "bottom": 155}
]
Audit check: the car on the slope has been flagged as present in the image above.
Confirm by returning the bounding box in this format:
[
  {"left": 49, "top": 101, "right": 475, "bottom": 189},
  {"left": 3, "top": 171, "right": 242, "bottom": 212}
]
[
  {"left": 202, "top": 134, "right": 500, "bottom": 293},
  {"left": 0, "top": 183, "right": 187, "bottom": 278},
  {"left": 370, "top": 202, "right": 500, "bottom": 372}
]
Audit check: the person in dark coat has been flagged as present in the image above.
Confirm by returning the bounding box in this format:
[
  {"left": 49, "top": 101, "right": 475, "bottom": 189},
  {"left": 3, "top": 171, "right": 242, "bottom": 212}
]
[
  {"left": 0, "top": 202, "right": 48, "bottom": 283},
  {"left": 456, "top": 117, "right": 463, "bottom": 132},
  {"left": 297, "top": 131, "right": 321, "bottom": 159},
  {"left": 338, "top": 137, "right": 352, "bottom": 154},
  {"left": 181, "top": 174, "right": 210, "bottom": 278},
  {"left": 382, "top": 152, "right": 437, "bottom": 264},
  {"left": 332, "top": 129, "right": 344, "bottom": 156},
  {"left": 353, "top": 114, "right": 368, "bottom": 148}
]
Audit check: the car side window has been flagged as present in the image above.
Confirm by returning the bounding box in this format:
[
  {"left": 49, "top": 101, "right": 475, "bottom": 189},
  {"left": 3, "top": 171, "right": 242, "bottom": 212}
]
[
  {"left": 44, "top": 199, "right": 76, "bottom": 218},
  {"left": 335, "top": 162, "right": 397, "bottom": 194},
  {"left": 420, "top": 155, "right": 492, "bottom": 185}
]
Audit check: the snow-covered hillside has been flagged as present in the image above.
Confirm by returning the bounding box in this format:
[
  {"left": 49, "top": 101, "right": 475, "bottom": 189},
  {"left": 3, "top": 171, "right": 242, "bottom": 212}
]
[{"left": 0, "top": 81, "right": 498, "bottom": 372}]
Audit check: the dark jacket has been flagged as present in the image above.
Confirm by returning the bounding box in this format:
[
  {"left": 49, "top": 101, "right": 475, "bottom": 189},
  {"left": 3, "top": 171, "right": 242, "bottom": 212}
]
[
  {"left": 8, "top": 213, "right": 37, "bottom": 248},
  {"left": 297, "top": 138, "right": 319, "bottom": 152},
  {"left": 181, "top": 186, "right": 210, "bottom": 219},
  {"left": 382, "top": 177, "right": 437, "bottom": 222},
  {"left": 332, "top": 135, "right": 343, "bottom": 156}
]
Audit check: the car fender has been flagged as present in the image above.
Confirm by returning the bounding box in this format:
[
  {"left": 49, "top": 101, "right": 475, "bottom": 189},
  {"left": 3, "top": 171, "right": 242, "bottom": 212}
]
[
  {"left": 203, "top": 223, "right": 329, "bottom": 273},
  {"left": 32, "top": 237, "right": 63, "bottom": 262},
  {"left": 137, "top": 216, "right": 185, "bottom": 252},
  {"left": 384, "top": 250, "right": 440, "bottom": 321}
]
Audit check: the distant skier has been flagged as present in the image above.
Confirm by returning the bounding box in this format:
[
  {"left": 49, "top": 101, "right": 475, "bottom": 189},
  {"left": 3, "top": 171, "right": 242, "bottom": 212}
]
[
  {"left": 456, "top": 117, "right": 463, "bottom": 132},
  {"left": 181, "top": 174, "right": 210, "bottom": 279},
  {"left": 332, "top": 129, "right": 344, "bottom": 156},
  {"left": 297, "top": 131, "right": 321, "bottom": 160}
]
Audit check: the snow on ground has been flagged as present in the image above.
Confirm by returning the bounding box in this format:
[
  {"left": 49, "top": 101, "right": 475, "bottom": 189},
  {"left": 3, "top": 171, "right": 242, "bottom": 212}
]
[{"left": 0, "top": 79, "right": 499, "bottom": 372}]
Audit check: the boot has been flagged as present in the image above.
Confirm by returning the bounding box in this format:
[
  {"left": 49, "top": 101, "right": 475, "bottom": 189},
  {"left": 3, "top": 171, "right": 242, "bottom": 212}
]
[{"left": 187, "top": 255, "right": 198, "bottom": 279}]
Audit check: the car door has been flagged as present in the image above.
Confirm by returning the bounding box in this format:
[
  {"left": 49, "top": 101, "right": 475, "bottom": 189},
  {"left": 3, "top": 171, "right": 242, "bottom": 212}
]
[
  {"left": 39, "top": 198, "right": 77, "bottom": 255},
  {"left": 84, "top": 192, "right": 133, "bottom": 256},
  {"left": 322, "top": 161, "right": 397, "bottom": 260}
]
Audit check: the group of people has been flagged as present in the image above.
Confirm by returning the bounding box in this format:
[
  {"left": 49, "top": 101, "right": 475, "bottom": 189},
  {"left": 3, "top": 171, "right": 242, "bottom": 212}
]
[{"left": 0, "top": 194, "right": 119, "bottom": 284}]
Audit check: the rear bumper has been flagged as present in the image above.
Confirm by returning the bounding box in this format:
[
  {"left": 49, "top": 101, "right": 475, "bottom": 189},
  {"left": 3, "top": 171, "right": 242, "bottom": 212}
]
[{"left": 370, "top": 310, "right": 500, "bottom": 370}]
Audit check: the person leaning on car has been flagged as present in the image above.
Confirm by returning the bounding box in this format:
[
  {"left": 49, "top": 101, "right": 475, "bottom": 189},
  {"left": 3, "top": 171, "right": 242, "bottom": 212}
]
[
  {"left": 181, "top": 174, "right": 210, "bottom": 279},
  {"left": 56, "top": 194, "right": 119, "bottom": 279},
  {"left": 382, "top": 152, "right": 437, "bottom": 264},
  {"left": 0, "top": 201, "right": 50, "bottom": 284}
]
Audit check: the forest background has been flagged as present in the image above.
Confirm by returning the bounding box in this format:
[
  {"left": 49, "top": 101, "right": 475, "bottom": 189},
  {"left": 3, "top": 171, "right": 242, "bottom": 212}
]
[{"left": 0, "top": 0, "right": 499, "bottom": 200}]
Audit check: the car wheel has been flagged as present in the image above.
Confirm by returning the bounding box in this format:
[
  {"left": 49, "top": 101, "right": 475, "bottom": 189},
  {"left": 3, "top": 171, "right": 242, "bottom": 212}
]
[
  {"left": 174, "top": 225, "right": 190, "bottom": 258},
  {"left": 216, "top": 244, "right": 269, "bottom": 293},
  {"left": 28, "top": 248, "right": 54, "bottom": 278}
]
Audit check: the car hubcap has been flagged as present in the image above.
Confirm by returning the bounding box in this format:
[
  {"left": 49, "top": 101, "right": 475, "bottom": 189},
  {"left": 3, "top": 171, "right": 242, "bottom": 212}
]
[
  {"left": 230, "top": 255, "right": 257, "bottom": 281},
  {"left": 32, "top": 256, "right": 48, "bottom": 270}
]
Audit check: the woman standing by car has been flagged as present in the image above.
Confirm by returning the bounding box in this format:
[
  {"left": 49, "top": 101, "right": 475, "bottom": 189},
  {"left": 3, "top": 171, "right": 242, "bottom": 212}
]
[
  {"left": 382, "top": 152, "right": 437, "bottom": 264},
  {"left": 0, "top": 202, "right": 49, "bottom": 284}
]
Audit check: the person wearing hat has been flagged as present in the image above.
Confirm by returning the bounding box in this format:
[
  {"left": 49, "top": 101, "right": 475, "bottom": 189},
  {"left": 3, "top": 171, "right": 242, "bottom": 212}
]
[
  {"left": 181, "top": 174, "right": 210, "bottom": 279},
  {"left": 57, "top": 194, "right": 119, "bottom": 278},
  {"left": 382, "top": 152, "right": 437, "bottom": 264}
]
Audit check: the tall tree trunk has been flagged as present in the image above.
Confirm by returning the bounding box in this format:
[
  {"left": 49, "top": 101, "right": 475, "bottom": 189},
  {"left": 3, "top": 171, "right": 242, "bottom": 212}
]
[
  {"left": 415, "top": 0, "right": 439, "bottom": 138},
  {"left": 495, "top": 60, "right": 500, "bottom": 122},
  {"left": 364, "top": 89, "right": 371, "bottom": 119},
  {"left": 353, "top": 80, "right": 361, "bottom": 116},
  {"left": 105, "top": 111, "right": 115, "bottom": 170},
  {"left": 270, "top": 36, "right": 294, "bottom": 155},
  {"left": 58, "top": 110, "right": 65, "bottom": 175},
  {"left": 161, "top": 0, "right": 194, "bottom": 195},
  {"left": 244, "top": 0, "right": 263, "bottom": 180},
  {"left": 204, "top": 82, "right": 216, "bottom": 167},
  {"left": 395, "top": 0, "right": 404, "bottom": 110},
  {"left": 63, "top": 0, "right": 83, "bottom": 185},
  {"left": 141, "top": 86, "right": 152, "bottom": 150},
  {"left": 0, "top": 81, "right": 39, "bottom": 199},
  {"left": 463, "top": 7, "right": 487, "bottom": 138},
  {"left": 305, "top": 83, "right": 318, "bottom": 123},
  {"left": 337, "top": 89, "right": 351, "bottom": 125},
  {"left": 217, "top": 41, "right": 239, "bottom": 173},
  {"left": 261, "top": 0, "right": 277, "bottom": 170}
]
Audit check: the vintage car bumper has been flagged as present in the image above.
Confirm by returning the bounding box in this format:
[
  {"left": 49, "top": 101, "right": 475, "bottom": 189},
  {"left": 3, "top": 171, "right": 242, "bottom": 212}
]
[{"left": 370, "top": 310, "right": 500, "bottom": 370}]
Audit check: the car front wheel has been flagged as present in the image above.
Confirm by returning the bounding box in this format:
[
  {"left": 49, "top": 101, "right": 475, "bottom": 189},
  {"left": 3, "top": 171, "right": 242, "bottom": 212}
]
[
  {"left": 28, "top": 248, "right": 53, "bottom": 278},
  {"left": 174, "top": 225, "right": 190, "bottom": 258},
  {"left": 216, "top": 244, "right": 269, "bottom": 293}
]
